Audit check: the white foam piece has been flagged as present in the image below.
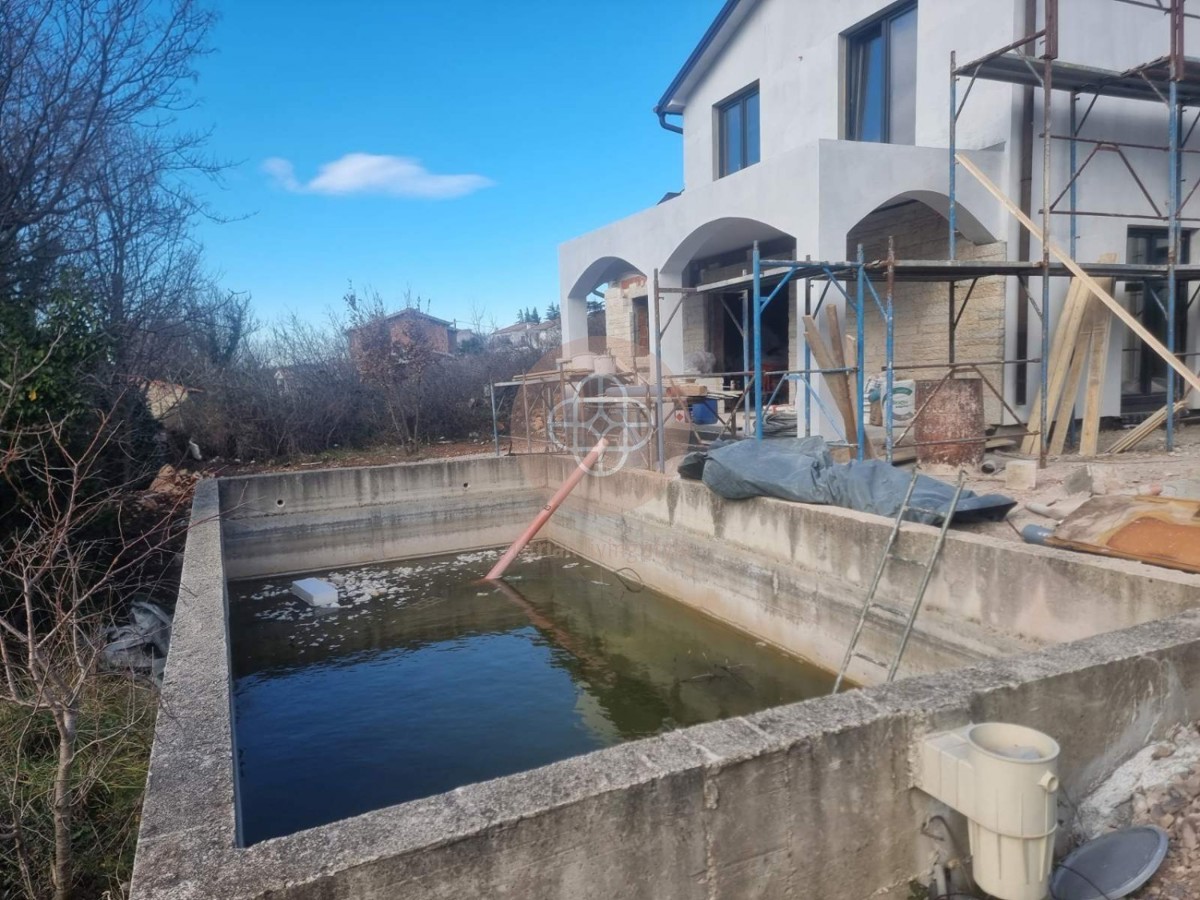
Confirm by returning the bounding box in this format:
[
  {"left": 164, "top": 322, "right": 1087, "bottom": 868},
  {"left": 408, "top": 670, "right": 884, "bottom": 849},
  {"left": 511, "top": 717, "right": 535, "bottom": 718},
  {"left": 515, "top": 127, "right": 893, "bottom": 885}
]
[{"left": 290, "top": 578, "right": 340, "bottom": 608}]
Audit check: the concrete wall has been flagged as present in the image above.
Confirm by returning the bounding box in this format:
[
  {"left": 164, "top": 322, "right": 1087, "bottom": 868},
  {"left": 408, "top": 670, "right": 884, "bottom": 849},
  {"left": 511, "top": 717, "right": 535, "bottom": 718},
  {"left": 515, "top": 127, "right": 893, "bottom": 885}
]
[
  {"left": 541, "top": 456, "right": 1198, "bottom": 685},
  {"left": 133, "top": 456, "right": 1200, "bottom": 900},
  {"left": 219, "top": 456, "right": 547, "bottom": 579}
]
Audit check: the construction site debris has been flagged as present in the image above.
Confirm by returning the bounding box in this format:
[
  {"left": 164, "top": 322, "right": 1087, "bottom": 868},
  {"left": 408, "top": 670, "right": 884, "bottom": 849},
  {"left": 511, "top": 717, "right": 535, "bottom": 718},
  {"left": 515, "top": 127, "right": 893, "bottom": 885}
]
[
  {"left": 1006, "top": 459, "right": 1038, "bottom": 492},
  {"left": 1043, "top": 495, "right": 1200, "bottom": 574}
]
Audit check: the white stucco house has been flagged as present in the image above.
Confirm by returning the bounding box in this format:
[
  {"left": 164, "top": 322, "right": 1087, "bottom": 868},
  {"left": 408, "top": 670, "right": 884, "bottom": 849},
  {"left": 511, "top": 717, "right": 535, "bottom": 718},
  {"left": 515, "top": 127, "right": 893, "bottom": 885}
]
[{"left": 557, "top": 0, "right": 1200, "bottom": 435}]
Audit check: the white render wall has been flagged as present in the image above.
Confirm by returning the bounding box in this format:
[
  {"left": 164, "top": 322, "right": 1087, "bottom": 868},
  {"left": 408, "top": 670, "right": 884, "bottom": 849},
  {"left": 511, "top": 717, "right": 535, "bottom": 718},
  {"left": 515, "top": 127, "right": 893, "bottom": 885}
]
[{"left": 558, "top": 0, "right": 1200, "bottom": 425}]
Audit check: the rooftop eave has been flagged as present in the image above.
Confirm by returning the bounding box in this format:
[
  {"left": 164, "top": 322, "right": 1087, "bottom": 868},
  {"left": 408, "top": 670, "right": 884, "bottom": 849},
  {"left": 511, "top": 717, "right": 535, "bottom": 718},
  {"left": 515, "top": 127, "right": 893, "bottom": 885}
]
[{"left": 653, "top": 0, "right": 761, "bottom": 120}]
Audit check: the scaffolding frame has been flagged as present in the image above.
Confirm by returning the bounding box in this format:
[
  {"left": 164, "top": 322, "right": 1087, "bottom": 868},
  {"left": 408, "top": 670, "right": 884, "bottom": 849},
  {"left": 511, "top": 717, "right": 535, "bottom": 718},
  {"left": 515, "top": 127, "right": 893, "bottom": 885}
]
[
  {"left": 950, "top": 0, "right": 1199, "bottom": 455},
  {"left": 492, "top": 1, "right": 1200, "bottom": 471}
]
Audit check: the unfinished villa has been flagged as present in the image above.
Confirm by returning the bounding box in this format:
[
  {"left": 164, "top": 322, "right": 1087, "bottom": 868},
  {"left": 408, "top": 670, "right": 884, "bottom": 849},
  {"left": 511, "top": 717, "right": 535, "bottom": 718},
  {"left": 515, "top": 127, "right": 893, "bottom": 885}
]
[{"left": 133, "top": 2, "right": 1200, "bottom": 900}]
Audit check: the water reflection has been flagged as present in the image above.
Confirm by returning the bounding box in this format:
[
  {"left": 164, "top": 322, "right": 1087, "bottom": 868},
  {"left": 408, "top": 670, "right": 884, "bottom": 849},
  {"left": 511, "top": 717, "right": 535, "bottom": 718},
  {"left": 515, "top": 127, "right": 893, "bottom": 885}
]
[{"left": 229, "top": 544, "right": 833, "bottom": 844}]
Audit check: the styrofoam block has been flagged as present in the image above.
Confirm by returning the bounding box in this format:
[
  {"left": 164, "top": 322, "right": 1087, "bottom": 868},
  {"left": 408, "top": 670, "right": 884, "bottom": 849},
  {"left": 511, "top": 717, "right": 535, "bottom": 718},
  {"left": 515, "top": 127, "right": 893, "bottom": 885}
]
[{"left": 291, "top": 578, "right": 339, "bottom": 608}]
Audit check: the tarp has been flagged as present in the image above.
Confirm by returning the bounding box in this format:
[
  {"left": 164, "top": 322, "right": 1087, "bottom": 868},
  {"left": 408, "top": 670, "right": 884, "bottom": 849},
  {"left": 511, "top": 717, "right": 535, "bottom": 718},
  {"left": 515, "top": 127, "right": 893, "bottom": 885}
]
[{"left": 680, "top": 437, "right": 1015, "bottom": 526}]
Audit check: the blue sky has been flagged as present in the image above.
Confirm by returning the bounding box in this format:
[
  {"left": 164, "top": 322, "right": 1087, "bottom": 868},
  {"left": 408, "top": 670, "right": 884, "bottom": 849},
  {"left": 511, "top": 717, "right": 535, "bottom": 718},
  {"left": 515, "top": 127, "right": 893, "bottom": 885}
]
[{"left": 186, "top": 0, "right": 722, "bottom": 331}]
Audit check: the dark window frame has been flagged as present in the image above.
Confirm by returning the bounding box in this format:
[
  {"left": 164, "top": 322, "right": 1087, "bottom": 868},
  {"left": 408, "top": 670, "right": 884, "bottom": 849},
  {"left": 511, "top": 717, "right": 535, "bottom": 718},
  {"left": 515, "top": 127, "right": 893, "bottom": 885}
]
[
  {"left": 1122, "top": 226, "right": 1191, "bottom": 405},
  {"left": 717, "top": 83, "right": 760, "bottom": 178},
  {"left": 845, "top": 1, "right": 917, "bottom": 144}
]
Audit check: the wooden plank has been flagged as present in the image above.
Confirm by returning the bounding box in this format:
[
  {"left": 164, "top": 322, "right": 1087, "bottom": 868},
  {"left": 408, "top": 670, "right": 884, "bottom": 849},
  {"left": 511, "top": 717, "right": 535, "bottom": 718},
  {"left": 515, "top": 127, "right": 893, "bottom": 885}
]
[
  {"left": 1049, "top": 271, "right": 1115, "bottom": 455},
  {"left": 1048, "top": 318, "right": 1090, "bottom": 456},
  {"left": 802, "top": 315, "right": 862, "bottom": 453},
  {"left": 957, "top": 153, "right": 1200, "bottom": 397},
  {"left": 1107, "top": 397, "right": 1190, "bottom": 454},
  {"left": 843, "top": 334, "right": 876, "bottom": 459},
  {"left": 1020, "top": 256, "right": 1116, "bottom": 455},
  {"left": 1020, "top": 276, "right": 1089, "bottom": 454},
  {"left": 825, "top": 310, "right": 875, "bottom": 459},
  {"left": 1079, "top": 309, "right": 1113, "bottom": 456}
]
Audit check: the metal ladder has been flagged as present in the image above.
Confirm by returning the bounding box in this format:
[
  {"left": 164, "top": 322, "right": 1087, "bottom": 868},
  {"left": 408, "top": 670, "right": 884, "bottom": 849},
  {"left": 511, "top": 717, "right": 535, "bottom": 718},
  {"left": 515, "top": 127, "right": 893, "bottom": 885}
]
[{"left": 832, "top": 470, "right": 967, "bottom": 693}]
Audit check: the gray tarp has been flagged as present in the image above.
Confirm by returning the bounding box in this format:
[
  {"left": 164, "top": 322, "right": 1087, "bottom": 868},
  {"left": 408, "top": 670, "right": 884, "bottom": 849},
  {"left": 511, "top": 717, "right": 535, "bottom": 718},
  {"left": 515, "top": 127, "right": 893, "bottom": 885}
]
[{"left": 684, "top": 437, "right": 1015, "bottom": 525}]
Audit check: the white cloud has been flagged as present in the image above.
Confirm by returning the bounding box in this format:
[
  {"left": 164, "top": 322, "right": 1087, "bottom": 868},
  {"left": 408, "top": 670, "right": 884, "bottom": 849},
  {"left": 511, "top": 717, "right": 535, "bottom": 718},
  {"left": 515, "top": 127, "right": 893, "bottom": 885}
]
[{"left": 262, "top": 153, "right": 493, "bottom": 199}]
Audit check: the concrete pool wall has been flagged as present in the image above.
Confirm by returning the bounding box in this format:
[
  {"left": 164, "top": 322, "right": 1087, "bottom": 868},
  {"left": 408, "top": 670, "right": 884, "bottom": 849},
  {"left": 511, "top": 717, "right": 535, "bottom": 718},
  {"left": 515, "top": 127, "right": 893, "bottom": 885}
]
[{"left": 130, "top": 455, "right": 1200, "bottom": 900}]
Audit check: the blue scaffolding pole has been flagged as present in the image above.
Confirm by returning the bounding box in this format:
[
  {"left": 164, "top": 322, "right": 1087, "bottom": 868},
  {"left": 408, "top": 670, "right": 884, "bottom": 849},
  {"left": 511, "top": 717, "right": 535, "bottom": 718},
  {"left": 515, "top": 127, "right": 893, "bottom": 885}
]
[{"left": 751, "top": 243, "right": 894, "bottom": 461}]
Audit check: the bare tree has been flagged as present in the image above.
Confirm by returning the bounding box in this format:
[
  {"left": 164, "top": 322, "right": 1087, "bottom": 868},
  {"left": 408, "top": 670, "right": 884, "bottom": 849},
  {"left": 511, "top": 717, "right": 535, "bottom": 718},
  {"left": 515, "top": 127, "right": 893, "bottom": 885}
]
[{"left": 0, "top": 380, "right": 191, "bottom": 899}]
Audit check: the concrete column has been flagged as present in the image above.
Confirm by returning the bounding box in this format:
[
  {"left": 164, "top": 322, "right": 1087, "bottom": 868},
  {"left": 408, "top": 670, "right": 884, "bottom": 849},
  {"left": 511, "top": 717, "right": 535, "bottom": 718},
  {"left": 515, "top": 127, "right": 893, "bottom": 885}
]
[
  {"left": 560, "top": 294, "right": 589, "bottom": 357},
  {"left": 653, "top": 269, "right": 687, "bottom": 376}
]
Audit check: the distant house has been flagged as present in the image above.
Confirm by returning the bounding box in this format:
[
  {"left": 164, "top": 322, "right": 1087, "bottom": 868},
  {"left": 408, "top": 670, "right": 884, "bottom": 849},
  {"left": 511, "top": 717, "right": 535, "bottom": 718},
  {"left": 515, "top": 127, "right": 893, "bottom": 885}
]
[
  {"left": 490, "top": 319, "right": 560, "bottom": 349},
  {"left": 347, "top": 308, "right": 458, "bottom": 359}
]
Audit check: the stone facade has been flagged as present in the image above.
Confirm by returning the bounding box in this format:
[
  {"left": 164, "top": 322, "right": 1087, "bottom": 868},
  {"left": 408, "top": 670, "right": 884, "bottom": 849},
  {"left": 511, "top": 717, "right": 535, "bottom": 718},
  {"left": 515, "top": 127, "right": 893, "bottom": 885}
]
[
  {"left": 847, "top": 200, "right": 1008, "bottom": 424},
  {"left": 603, "top": 273, "right": 647, "bottom": 369}
]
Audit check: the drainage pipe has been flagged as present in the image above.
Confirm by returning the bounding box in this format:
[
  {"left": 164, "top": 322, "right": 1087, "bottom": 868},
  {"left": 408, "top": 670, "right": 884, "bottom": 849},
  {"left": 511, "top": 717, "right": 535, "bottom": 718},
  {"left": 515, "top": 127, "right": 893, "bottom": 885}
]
[{"left": 484, "top": 437, "right": 608, "bottom": 581}]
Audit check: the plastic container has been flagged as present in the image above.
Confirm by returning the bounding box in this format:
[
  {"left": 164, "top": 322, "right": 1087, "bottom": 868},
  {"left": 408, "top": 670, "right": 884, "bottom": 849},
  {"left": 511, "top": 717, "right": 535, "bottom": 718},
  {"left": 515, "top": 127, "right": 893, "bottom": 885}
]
[
  {"left": 691, "top": 397, "right": 718, "bottom": 425},
  {"left": 918, "top": 722, "right": 1060, "bottom": 900}
]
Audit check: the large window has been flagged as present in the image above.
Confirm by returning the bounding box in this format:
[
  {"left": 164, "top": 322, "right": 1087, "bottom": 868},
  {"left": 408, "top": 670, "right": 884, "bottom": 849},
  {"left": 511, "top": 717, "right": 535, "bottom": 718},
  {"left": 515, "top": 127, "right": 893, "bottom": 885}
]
[
  {"left": 846, "top": 3, "right": 917, "bottom": 144},
  {"left": 1122, "top": 227, "right": 1191, "bottom": 408},
  {"left": 717, "top": 85, "right": 760, "bottom": 177}
]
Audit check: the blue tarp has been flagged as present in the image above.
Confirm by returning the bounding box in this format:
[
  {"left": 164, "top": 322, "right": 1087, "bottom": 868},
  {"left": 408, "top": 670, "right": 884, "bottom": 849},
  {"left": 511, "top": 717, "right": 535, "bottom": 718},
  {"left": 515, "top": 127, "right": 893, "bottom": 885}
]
[{"left": 681, "top": 437, "right": 1015, "bottom": 526}]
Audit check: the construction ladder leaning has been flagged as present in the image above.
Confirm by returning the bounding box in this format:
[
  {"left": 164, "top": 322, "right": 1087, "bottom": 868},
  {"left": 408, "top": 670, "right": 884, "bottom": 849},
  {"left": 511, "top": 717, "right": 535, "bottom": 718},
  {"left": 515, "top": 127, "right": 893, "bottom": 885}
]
[{"left": 831, "top": 470, "right": 967, "bottom": 694}]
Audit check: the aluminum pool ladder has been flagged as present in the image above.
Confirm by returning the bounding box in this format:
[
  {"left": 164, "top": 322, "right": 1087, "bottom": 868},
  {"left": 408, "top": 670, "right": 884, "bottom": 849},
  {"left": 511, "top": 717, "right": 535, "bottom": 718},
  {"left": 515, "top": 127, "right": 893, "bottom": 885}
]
[{"left": 832, "top": 470, "right": 967, "bottom": 693}]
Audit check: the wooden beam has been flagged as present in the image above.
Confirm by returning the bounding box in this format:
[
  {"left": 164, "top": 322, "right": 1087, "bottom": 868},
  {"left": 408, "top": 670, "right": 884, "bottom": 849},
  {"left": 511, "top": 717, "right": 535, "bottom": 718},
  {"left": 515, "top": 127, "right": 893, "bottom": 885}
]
[
  {"left": 843, "top": 334, "right": 876, "bottom": 459},
  {"left": 1020, "top": 256, "right": 1116, "bottom": 455},
  {"left": 956, "top": 153, "right": 1200, "bottom": 397},
  {"left": 1048, "top": 314, "right": 1091, "bottom": 456},
  {"left": 1020, "top": 276, "right": 1088, "bottom": 454},
  {"left": 823, "top": 307, "right": 875, "bottom": 458},
  {"left": 1079, "top": 309, "right": 1113, "bottom": 456},
  {"left": 802, "top": 315, "right": 863, "bottom": 454},
  {"left": 1107, "top": 397, "right": 1190, "bottom": 454}
]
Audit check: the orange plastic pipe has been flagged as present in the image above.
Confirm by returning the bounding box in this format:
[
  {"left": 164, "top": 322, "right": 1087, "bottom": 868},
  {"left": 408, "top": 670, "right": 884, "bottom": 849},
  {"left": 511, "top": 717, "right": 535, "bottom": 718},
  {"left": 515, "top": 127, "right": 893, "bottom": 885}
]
[{"left": 484, "top": 437, "right": 607, "bottom": 581}]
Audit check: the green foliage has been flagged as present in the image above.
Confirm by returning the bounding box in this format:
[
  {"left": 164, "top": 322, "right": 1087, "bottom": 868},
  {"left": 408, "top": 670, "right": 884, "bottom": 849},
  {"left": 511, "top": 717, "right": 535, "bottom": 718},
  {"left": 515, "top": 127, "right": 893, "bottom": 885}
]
[
  {"left": 544, "top": 302, "right": 560, "bottom": 321},
  {"left": 0, "top": 272, "right": 110, "bottom": 426},
  {"left": 0, "top": 677, "right": 157, "bottom": 900}
]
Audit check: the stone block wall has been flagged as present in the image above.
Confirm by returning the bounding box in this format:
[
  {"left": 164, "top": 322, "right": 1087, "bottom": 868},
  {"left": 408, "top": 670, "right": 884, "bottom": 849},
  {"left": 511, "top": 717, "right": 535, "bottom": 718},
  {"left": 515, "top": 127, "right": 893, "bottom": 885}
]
[{"left": 847, "top": 200, "right": 1008, "bottom": 423}]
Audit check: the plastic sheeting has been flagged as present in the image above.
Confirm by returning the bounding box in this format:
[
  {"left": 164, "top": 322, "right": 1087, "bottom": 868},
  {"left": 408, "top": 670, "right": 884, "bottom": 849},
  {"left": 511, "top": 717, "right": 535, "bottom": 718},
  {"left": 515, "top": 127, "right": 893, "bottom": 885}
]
[{"left": 681, "top": 437, "right": 1015, "bottom": 526}]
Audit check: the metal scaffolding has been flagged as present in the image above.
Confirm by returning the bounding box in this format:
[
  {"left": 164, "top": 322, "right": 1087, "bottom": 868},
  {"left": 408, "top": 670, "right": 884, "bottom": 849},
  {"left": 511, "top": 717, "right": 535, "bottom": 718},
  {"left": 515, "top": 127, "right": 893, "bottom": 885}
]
[
  {"left": 492, "top": 0, "right": 1200, "bottom": 472},
  {"left": 950, "top": 0, "right": 1200, "bottom": 454}
]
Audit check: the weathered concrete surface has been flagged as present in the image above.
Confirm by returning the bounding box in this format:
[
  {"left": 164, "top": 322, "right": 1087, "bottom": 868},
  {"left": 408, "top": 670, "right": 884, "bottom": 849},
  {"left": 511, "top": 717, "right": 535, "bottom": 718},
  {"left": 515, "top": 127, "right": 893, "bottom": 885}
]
[
  {"left": 544, "top": 457, "right": 1200, "bottom": 683},
  {"left": 131, "top": 455, "right": 1200, "bottom": 900},
  {"left": 219, "top": 455, "right": 548, "bottom": 578}
]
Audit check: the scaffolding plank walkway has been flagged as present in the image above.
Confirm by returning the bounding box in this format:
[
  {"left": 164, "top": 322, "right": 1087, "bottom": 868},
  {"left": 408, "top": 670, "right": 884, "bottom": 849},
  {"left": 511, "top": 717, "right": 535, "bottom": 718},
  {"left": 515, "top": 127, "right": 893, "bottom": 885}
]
[{"left": 832, "top": 471, "right": 967, "bottom": 693}]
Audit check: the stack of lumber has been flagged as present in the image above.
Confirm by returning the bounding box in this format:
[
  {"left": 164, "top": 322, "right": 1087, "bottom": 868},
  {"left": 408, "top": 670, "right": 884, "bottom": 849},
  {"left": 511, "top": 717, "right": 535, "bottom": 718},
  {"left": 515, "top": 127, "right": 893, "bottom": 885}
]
[
  {"left": 1020, "top": 253, "right": 1117, "bottom": 457},
  {"left": 801, "top": 308, "right": 876, "bottom": 458},
  {"left": 1108, "top": 396, "right": 1191, "bottom": 454}
]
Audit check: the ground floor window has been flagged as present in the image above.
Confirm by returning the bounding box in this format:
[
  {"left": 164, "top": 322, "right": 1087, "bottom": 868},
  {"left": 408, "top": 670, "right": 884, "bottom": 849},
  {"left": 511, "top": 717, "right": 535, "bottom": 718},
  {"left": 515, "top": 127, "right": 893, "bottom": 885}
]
[{"left": 1122, "top": 227, "right": 1192, "bottom": 411}]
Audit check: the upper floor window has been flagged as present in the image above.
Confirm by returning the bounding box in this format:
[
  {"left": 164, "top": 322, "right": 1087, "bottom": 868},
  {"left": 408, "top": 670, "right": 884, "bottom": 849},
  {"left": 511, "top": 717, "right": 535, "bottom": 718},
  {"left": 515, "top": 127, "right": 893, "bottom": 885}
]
[
  {"left": 846, "top": 3, "right": 917, "bottom": 144},
  {"left": 718, "top": 85, "right": 760, "bottom": 177}
]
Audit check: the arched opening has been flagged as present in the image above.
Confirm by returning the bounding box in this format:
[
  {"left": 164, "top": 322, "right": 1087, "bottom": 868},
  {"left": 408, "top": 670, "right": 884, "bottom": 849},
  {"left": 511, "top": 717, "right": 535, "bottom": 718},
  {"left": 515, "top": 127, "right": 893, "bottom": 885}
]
[
  {"left": 661, "top": 217, "right": 797, "bottom": 402},
  {"left": 563, "top": 256, "right": 646, "bottom": 360},
  {"left": 845, "top": 193, "right": 1007, "bottom": 423}
]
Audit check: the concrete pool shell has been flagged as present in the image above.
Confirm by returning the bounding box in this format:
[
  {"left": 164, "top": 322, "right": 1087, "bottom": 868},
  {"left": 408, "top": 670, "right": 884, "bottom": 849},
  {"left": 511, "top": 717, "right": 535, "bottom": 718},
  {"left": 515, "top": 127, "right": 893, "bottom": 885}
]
[{"left": 131, "top": 455, "right": 1200, "bottom": 900}]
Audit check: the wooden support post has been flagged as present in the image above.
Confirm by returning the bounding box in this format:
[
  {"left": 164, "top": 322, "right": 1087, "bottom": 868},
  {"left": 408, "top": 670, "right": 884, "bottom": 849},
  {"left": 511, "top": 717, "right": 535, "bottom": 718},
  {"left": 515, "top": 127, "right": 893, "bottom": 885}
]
[
  {"left": 957, "top": 153, "right": 1200, "bottom": 398},
  {"left": 1079, "top": 310, "right": 1113, "bottom": 456},
  {"left": 802, "top": 315, "right": 871, "bottom": 456}
]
